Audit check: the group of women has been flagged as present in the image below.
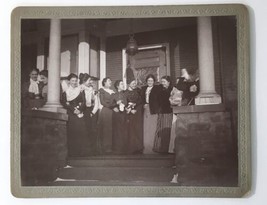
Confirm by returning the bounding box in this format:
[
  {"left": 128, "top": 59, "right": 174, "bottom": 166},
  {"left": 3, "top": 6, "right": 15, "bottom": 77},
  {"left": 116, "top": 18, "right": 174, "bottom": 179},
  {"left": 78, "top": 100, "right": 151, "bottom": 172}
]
[
  {"left": 62, "top": 72, "right": 185, "bottom": 157},
  {"left": 23, "top": 67, "right": 199, "bottom": 157}
]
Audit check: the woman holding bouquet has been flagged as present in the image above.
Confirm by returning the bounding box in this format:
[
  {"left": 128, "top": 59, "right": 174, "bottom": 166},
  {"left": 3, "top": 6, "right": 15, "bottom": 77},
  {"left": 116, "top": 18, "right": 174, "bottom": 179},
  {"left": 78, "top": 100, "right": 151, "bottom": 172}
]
[
  {"left": 62, "top": 73, "right": 89, "bottom": 157},
  {"left": 112, "top": 80, "right": 128, "bottom": 154},
  {"left": 125, "top": 74, "right": 143, "bottom": 154}
]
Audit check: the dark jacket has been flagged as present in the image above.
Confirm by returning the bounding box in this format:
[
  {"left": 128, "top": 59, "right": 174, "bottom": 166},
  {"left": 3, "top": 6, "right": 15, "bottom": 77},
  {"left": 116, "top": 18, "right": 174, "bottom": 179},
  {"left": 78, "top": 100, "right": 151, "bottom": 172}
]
[
  {"left": 141, "top": 85, "right": 161, "bottom": 114},
  {"left": 158, "top": 85, "right": 173, "bottom": 114},
  {"left": 176, "top": 77, "right": 199, "bottom": 105}
]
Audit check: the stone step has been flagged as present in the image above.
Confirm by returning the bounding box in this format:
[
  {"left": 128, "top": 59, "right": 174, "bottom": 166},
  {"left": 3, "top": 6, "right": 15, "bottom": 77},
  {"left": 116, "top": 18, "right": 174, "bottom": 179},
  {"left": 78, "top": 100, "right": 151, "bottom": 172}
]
[
  {"left": 57, "top": 166, "right": 176, "bottom": 183},
  {"left": 51, "top": 179, "right": 177, "bottom": 186},
  {"left": 67, "top": 154, "right": 175, "bottom": 167}
]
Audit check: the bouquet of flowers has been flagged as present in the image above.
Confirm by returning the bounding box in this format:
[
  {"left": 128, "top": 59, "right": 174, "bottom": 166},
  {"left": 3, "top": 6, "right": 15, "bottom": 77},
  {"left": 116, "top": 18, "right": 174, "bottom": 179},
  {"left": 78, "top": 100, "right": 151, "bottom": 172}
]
[
  {"left": 125, "top": 102, "right": 137, "bottom": 114},
  {"left": 74, "top": 103, "right": 84, "bottom": 118}
]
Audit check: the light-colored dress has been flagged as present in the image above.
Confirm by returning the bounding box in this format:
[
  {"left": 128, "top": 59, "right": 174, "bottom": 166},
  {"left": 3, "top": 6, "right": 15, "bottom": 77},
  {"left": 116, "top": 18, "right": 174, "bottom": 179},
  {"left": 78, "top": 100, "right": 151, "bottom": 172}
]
[{"left": 143, "top": 86, "right": 158, "bottom": 154}]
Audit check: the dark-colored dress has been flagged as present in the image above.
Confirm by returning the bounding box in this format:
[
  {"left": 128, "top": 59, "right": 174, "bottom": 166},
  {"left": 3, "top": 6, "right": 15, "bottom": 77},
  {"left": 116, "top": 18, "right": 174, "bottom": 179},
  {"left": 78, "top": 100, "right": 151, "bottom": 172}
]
[
  {"left": 125, "top": 88, "right": 143, "bottom": 154},
  {"left": 62, "top": 91, "right": 89, "bottom": 157},
  {"left": 83, "top": 88, "right": 99, "bottom": 155},
  {"left": 112, "top": 91, "right": 128, "bottom": 154},
  {"left": 98, "top": 88, "right": 115, "bottom": 154},
  {"left": 153, "top": 85, "right": 173, "bottom": 153},
  {"left": 22, "top": 81, "right": 45, "bottom": 110},
  {"left": 176, "top": 77, "right": 200, "bottom": 105}
]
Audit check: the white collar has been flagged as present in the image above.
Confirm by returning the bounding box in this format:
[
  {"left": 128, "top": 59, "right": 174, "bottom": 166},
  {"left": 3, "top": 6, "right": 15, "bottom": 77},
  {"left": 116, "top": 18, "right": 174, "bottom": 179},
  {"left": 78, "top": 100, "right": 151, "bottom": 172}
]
[{"left": 66, "top": 86, "right": 81, "bottom": 101}]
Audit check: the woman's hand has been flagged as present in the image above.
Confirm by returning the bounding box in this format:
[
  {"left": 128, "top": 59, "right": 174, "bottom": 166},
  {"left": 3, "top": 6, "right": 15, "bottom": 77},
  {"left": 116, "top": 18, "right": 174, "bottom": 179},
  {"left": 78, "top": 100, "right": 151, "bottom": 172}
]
[
  {"left": 116, "top": 100, "right": 122, "bottom": 105},
  {"left": 131, "top": 109, "right": 137, "bottom": 114},
  {"left": 190, "top": 85, "right": 197, "bottom": 92},
  {"left": 74, "top": 108, "right": 81, "bottom": 115},
  {"left": 113, "top": 107, "right": 119, "bottom": 112}
]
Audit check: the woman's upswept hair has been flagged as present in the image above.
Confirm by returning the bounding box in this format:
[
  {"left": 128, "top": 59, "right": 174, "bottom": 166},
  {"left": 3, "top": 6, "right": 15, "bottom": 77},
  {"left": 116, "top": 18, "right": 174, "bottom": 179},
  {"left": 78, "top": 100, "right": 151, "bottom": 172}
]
[
  {"left": 114, "top": 80, "right": 123, "bottom": 91},
  {"left": 67, "top": 73, "right": 78, "bottom": 81},
  {"left": 39, "top": 70, "right": 48, "bottom": 78},
  {"left": 145, "top": 74, "right": 156, "bottom": 83},
  {"left": 102, "top": 77, "right": 111, "bottom": 87},
  {"left": 79, "top": 73, "right": 90, "bottom": 84}
]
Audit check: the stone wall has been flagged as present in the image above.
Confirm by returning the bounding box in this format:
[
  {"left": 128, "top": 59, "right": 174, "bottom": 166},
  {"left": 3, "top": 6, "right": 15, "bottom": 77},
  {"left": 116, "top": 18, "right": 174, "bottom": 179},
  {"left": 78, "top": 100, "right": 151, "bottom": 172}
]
[
  {"left": 21, "top": 110, "right": 68, "bottom": 186},
  {"left": 174, "top": 108, "right": 238, "bottom": 186}
]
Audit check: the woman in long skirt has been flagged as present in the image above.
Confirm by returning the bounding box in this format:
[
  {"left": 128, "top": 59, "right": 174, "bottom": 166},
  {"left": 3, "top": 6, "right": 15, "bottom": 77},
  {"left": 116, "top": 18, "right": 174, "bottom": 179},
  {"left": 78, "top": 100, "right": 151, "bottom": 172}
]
[
  {"left": 141, "top": 74, "right": 160, "bottom": 154},
  {"left": 153, "top": 76, "right": 174, "bottom": 153},
  {"left": 79, "top": 73, "right": 100, "bottom": 155},
  {"left": 98, "top": 77, "right": 115, "bottom": 154},
  {"left": 112, "top": 80, "right": 128, "bottom": 154},
  {"left": 62, "top": 73, "right": 89, "bottom": 157},
  {"left": 125, "top": 79, "right": 143, "bottom": 154}
]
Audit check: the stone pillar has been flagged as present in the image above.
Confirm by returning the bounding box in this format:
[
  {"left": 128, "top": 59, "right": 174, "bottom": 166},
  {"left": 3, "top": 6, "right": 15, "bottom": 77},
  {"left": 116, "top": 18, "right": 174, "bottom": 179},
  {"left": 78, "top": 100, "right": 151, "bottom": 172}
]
[
  {"left": 42, "top": 19, "right": 65, "bottom": 113},
  {"left": 78, "top": 30, "right": 90, "bottom": 74},
  {"left": 195, "top": 17, "right": 222, "bottom": 105},
  {"left": 99, "top": 37, "right": 106, "bottom": 88}
]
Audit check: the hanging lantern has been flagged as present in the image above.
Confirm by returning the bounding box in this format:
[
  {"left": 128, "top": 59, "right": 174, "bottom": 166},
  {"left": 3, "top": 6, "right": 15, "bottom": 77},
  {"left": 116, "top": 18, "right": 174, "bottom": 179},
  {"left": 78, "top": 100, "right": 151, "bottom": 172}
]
[{"left": 126, "top": 34, "right": 138, "bottom": 56}]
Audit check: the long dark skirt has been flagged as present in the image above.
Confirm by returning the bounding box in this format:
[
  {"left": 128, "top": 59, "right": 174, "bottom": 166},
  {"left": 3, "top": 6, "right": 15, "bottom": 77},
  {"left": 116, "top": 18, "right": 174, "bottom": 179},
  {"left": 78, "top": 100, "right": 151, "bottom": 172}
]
[
  {"left": 126, "top": 105, "right": 143, "bottom": 154},
  {"left": 84, "top": 107, "right": 98, "bottom": 154},
  {"left": 98, "top": 107, "right": 113, "bottom": 153},
  {"left": 112, "top": 111, "right": 128, "bottom": 154},
  {"left": 67, "top": 113, "right": 89, "bottom": 157},
  {"left": 153, "top": 113, "right": 173, "bottom": 153}
]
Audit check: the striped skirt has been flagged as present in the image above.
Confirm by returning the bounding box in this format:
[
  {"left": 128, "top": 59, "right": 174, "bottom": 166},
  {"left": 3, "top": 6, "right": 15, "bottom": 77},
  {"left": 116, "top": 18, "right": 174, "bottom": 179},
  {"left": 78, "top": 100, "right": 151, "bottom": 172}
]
[{"left": 153, "top": 113, "right": 173, "bottom": 153}]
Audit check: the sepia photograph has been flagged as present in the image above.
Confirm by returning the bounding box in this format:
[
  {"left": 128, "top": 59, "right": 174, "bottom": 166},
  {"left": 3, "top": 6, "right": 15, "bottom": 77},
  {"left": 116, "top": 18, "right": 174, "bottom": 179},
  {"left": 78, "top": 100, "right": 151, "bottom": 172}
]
[{"left": 11, "top": 5, "right": 250, "bottom": 197}]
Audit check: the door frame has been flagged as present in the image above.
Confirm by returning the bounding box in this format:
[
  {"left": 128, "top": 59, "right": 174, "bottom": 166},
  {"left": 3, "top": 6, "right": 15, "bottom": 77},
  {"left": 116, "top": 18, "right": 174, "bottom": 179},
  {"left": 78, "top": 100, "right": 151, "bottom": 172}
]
[{"left": 122, "top": 43, "right": 171, "bottom": 86}]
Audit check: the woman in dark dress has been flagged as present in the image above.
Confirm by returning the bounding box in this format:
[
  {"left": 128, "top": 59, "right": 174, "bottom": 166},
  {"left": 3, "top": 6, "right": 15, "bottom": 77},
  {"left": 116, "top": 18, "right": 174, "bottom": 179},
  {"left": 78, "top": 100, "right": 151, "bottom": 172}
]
[
  {"left": 22, "top": 68, "right": 45, "bottom": 110},
  {"left": 39, "top": 70, "right": 48, "bottom": 102},
  {"left": 112, "top": 80, "right": 128, "bottom": 154},
  {"left": 125, "top": 78, "right": 143, "bottom": 154},
  {"left": 79, "top": 73, "right": 100, "bottom": 155},
  {"left": 98, "top": 77, "right": 115, "bottom": 154},
  {"left": 62, "top": 73, "right": 89, "bottom": 157},
  {"left": 176, "top": 68, "right": 200, "bottom": 105},
  {"left": 153, "top": 76, "right": 174, "bottom": 153},
  {"left": 141, "top": 74, "right": 161, "bottom": 154}
]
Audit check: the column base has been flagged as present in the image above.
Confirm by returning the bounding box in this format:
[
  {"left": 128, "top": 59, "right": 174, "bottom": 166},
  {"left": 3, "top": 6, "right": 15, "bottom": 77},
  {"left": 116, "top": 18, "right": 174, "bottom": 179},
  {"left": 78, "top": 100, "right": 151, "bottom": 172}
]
[
  {"left": 195, "top": 92, "right": 222, "bottom": 105},
  {"left": 40, "top": 103, "right": 67, "bottom": 114}
]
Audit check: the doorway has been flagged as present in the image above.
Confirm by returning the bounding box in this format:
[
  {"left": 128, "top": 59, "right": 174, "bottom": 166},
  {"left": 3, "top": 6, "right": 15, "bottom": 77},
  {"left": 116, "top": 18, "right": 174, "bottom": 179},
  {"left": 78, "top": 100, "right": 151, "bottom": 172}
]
[{"left": 122, "top": 43, "right": 171, "bottom": 86}]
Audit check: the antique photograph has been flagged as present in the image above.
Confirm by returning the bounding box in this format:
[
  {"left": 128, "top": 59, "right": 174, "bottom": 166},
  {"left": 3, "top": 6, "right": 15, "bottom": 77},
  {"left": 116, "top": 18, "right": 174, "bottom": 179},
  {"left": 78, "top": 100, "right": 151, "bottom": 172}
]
[{"left": 11, "top": 5, "right": 250, "bottom": 197}]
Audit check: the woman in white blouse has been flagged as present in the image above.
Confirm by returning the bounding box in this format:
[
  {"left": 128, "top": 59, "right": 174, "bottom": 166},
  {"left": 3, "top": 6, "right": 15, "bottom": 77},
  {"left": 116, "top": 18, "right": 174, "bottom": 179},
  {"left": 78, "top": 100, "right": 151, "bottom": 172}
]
[{"left": 79, "top": 73, "right": 100, "bottom": 155}]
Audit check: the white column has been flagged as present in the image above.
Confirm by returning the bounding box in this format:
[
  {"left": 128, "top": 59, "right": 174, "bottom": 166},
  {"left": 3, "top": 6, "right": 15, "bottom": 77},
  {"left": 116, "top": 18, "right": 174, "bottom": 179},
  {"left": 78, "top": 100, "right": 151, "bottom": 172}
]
[
  {"left": 78, "top": 31, "right": 90, "bottom": 74},
  {"left": 99, "top": 37, "right": 106, "bottom": 88},
  {"left": 195, "top": 16, "right": 222, "bottom": 105},
  {"left": 42, "top": 19, "right": 65, "bottom": 113},
  {"left": 36, "top": 36, "right": 46, "bottom": 71},
  {"left": 90, "top": 43, "right": 98, "bottom": 77}
]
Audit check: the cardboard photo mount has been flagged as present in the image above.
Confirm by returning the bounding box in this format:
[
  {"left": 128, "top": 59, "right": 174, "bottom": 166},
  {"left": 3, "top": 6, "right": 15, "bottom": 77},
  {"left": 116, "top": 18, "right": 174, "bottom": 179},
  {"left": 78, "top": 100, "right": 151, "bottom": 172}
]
[{"left": 11, "top": 4, "right": 251, "bottom": 198}]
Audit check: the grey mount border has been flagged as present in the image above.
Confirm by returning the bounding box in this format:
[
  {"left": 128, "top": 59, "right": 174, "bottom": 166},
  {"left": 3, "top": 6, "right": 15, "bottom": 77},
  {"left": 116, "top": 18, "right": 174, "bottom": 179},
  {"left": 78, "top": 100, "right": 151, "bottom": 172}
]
[{"left": 10, "top": 4, "right": 251, "bottom": 198}]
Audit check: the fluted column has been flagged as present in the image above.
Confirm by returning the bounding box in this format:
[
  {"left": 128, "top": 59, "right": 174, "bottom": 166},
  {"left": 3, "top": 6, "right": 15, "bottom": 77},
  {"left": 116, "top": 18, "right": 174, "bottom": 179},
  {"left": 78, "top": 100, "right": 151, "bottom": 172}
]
[
  {"left": 42, "top": 19, "right": 65, "bottom": 113},
  {"left": 195, "top": 16, "right": 222, "bottom": 105}
]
